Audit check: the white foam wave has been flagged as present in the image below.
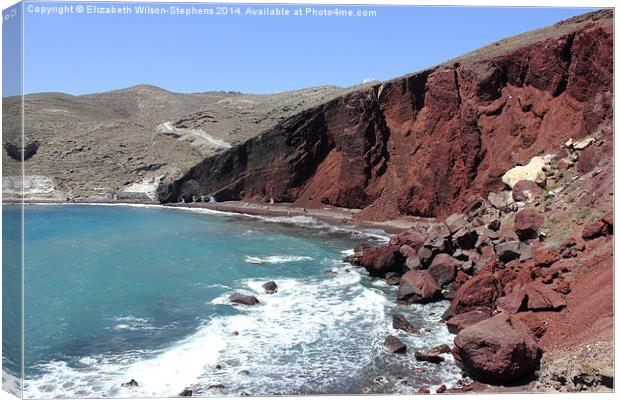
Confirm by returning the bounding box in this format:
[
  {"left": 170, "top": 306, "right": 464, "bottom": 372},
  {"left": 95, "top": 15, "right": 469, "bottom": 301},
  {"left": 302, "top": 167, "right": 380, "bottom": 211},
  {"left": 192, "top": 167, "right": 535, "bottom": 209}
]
[
  {"left": 24, "top": 271, "right": 390, "bottom": 398},
  {"left": 244, "top": 255, "right": 313, "bottom": 264},
  {"left": 107, "top": 315, "right": 177, "bottom": 332}
]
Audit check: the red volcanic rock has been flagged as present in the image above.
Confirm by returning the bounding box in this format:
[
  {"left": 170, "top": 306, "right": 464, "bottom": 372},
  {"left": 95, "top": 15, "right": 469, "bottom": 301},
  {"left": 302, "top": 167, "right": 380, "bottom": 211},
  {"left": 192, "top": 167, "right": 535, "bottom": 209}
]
[
  {"left": 582, "top": 220, "right": 609, "bottom": 240},
  {"left": 446, "top": 310, "right": 491, "bottom": 334},
  {"left": 525, "top": 282, "right": 566, "bottom": 311},
  {"left": 360, "top": 246, "right": 405, "bottom": 277},
  {"left": 601, "top": 211, "right": 613, "bottom": 227},
  {"left": 443, "top": 271, "right": 503, "bottom": 319},
  {"left": 496, "top": 289, "right": 527, "bottom": 313},
  {"left": 533, "top": 247, "right": 562, "bottom": 268},
  {"left": 392, "top": 313, "right": 419, "bottom": 334},
  {"left": 582, "top": 213, "right": 613, "bottom": 240},
  {"left": 453, "top": 270, "right": 470, "bottom": 290},
  {"left": 514, "top": 209, "right": 545, "bottom": 241},
  {"left": 158, "top": 11, "right": 613, "bottom": 222},
  {"left": 497, "top": 281, "right": 566, "bottom": 312},
  {"left": 512, "top": 180, "right": 542, "bottom": 203},
  {"left": 397, "top": 270, "right": 441, "bottom": 304},
  {"left": 453, "top": 312, "right": 541, "bottom": 383},
  {"left": 399, "top": 244, "right": 417, "bottom": 259},
  {"left": 445, "top": 213, "right": 469, "bottom": 234},
  {"left": 389, "top": 228, "right": 427, "bottom": 250},
  {"left": 551, "top": 278, "right": 571, "bottom": 294},
  {"left": 414, "top": 350, "right": 445, "bottom": 364},
  {"left": 428, "top": 254, "right": 459, "bottom": 287}
]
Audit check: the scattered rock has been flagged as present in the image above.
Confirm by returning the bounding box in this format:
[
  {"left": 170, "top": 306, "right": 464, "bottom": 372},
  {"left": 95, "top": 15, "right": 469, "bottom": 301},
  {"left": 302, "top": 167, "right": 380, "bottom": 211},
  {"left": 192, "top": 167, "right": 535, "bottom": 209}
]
[
  {"left": 512, "top": 180, "right": 542, "bottom": 203},
  {"left": 122, "top": 379, "right": 139, "bottom": 388},
  {"left": 385, "top": 272, "right": 402, "bottom": 286},
  {"left": 229, "top": 293, "right": 260, "bottom": 306},
  {"left": 397, "top": 270, "right": 441, "bottom": 304},
  {"left": 436, "top": 384, "right": 447, "bottom": 393},
  {"left": 453, "top": 312, "right": 541, "bottom": 383},
  {"left": 428, "top": 343, "right": 451, "bottom": 354},
  {"left": 514, "top": 208, "right": 545, "bottom": 241},
  {"left": 488, "top": 219, "right": 501, "bottom": 232},
  {"left": 495, "top": 241, "right": 522, "bottom": 263},
  {"left": 582, "top": 213, "right": 613, "bottom": 240},
  {"left": 399, "top": 244, "right": 417, "bottom": 259},
  {"left": 384, "top": 335, "right": 407, "bottom": 353},
  {"left": 392, "top": 313, "right": 419, "bottom": 334},
  {"left": 525, "top": 282, "right": 566, "bottom": 311},
  {"left": 488, "top": 191, "right": 513, "bottom": 210},
  {"left": 208, "top": 385, "right": 225, "bottom": 391},
  {"left": 414, "top": 350, "right": 445, "bottom": 364},
  {"left": 262, "top": 281, "right": 278, "bottom": 294},
  {"left": 453, "top": 227, "right": 478, "bottom": 250},
  {"left": 405, "top": 255, "right": 422, "bottom": 270},
  {"left": 179, "top": 389, "right": 193, "bottom": 396},
  {"left": 534, "top": 247, "right": 561, "bottom": 268},
  {"left": 445, "top": 213, "right": 468, "bottom": 234}
]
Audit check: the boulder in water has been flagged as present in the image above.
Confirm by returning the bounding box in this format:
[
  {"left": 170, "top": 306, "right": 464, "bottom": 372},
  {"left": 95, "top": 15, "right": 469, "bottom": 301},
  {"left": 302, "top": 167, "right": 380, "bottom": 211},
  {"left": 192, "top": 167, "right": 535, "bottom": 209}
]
[
  {"left": 262, "top": 281, "right": 278, "bottom": 294},
  {"left": 392, "top": 313, "right": 419, "bottom": 334},
  {"left": 229, "top": 293, "right": 260, "bottom": 305},
  {"left": 121, "top": 379, "right": 139, "bottom": 388},
  {"left": 384, "top": 335, "right": 407, "bottom": 353}
]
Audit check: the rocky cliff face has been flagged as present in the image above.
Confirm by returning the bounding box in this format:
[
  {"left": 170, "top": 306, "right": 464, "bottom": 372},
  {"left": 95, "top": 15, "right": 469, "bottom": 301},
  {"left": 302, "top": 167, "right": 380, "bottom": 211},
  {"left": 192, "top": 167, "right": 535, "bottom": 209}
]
[{"left": 158, "top": 10, "right": 613, "bottom": 220}]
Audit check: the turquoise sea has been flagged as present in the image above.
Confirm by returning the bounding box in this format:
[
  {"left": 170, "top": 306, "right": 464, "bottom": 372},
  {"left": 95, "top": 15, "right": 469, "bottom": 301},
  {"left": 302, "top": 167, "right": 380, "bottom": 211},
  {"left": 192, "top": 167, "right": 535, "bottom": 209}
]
[{"left": 3, "top": 204, "right": 460, "bottom": 398}]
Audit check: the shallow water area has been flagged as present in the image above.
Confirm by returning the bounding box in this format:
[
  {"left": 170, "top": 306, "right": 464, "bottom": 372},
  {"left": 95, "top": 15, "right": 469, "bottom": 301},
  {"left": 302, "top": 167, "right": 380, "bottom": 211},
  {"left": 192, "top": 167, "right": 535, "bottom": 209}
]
[{"left": 6, "top": 204, "right": 461, "bottom": 398}]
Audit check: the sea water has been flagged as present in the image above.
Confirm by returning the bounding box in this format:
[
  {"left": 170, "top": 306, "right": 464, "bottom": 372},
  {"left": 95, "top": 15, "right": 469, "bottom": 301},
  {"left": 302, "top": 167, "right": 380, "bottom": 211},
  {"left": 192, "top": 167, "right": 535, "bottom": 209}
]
[{"left": 4, "top": 204, "right": 460, "bottom": 398}]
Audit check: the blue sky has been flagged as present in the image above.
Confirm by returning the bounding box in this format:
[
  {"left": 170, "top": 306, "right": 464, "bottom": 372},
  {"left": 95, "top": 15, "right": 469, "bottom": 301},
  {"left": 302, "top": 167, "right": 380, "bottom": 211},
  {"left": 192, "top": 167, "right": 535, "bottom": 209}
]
[{"left": 7, "top": 3, "right": 598, "bottom": 96}]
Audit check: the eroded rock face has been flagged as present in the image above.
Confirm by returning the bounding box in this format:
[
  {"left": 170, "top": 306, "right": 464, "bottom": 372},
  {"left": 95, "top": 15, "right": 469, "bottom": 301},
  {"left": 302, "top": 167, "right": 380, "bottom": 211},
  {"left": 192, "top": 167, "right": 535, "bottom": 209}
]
[
  {"left": 157, "top": 11, "right": 613, "bottom": 221},
  {"left": 453, "top": 312, "right": 542, "bottom": 383}
]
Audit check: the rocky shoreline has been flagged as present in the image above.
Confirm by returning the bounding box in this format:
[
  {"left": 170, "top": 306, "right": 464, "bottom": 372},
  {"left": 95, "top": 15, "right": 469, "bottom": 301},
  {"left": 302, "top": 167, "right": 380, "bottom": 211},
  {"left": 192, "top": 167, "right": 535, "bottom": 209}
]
[{"left": 341, "top": 138, "right": 614, "bottom": 393}]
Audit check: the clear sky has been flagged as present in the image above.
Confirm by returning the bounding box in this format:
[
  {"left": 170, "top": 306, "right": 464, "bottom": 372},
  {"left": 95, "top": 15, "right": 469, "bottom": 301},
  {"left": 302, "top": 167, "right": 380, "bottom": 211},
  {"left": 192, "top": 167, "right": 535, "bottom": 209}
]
[{"left": 8, "top": 3, "right": 598, "bottom": 96}]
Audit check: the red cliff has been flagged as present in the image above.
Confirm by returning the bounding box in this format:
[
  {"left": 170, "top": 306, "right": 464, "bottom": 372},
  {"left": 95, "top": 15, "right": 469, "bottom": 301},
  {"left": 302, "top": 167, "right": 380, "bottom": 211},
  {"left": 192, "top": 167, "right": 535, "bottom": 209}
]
[{"left": 158, "top": 10, "right": 613, "bottom": 221}]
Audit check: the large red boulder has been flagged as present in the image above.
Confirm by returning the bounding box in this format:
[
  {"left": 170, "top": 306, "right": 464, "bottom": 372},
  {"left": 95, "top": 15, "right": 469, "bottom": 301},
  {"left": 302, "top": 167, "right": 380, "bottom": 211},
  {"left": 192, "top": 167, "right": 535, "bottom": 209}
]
[
  {"left": 428, "top": 254, "right": 458, "bottom": 287},
  {"left": 443, "top": 271, "right": 503, "bottom": 319},
  {"left": 360, "top": 246, "right": 405, "bottom": 277},
  {"left": 513, "top": 208, "right": 545, "bottom": 241},
  {"left": 397, "top": 270, "right": 441, "bottom": 304},
  {"left": 453, "top": 312, "right": 541, "bottom": 383}
]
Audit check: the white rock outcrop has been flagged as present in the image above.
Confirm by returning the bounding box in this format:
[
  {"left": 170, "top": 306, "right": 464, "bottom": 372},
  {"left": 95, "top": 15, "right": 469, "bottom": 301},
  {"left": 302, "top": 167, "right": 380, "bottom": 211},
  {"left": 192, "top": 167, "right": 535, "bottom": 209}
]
[{"left": 501, "top": 156, "right": 547, "bottom": 189}]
